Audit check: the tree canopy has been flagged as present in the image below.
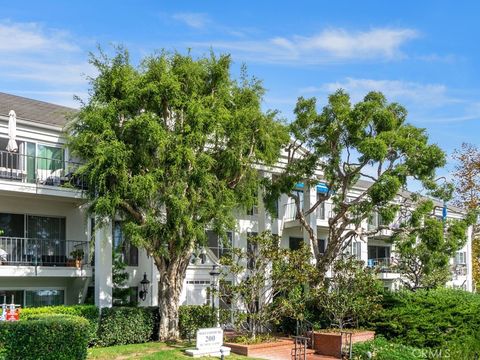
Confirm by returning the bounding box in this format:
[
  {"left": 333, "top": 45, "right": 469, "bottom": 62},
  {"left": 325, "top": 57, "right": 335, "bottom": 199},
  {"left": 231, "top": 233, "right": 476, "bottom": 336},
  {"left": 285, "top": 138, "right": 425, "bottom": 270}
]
[
  {"left": 265, "top": 90, "right": 448, "bottom": 278},
  {"left": 68, "top": 48, "right": 288, "bottom": 339}
]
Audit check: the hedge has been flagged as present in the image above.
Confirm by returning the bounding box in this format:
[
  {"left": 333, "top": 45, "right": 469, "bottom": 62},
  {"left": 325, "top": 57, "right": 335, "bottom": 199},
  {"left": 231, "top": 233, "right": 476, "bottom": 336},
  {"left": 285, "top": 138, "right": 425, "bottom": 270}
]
[
  {"left": 20, "top": 305, "right": 99, "bottom": 345},
  {"left": 352, "top": 337, "right": 426, "bottom": 360},
  {"left": 369, "top": 289, "right": 480, "bottom": 355},
  {"left": 0, "top": 316, "right": 90, "bottom": 360},
  {"left": 179, "top": 305, "right": 216, "bottom": 339},
  {"left": 96, "top": 307, "right": 159, "bottom": 347}
]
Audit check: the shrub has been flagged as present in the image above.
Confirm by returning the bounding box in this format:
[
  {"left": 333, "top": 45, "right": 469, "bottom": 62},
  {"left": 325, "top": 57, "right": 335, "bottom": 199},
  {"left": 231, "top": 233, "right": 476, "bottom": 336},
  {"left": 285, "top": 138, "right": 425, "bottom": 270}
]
[
  {"left": 369, "top": 289, "right": 480, "bottom": 354},
  {"left": 352, "top": 337, "right": 426, "bottom": 360},
  {"left": 0, "top": 316, "right": 90, "bottom": 360},
  {"left": 20, "top": 305, "right": 99, "bottom": 345},
  {"left": 179, "top": 305, "right": 216, "bottom": 339},
  {"left": 96, "top": 306, "right": 159, "bottom": 347}
]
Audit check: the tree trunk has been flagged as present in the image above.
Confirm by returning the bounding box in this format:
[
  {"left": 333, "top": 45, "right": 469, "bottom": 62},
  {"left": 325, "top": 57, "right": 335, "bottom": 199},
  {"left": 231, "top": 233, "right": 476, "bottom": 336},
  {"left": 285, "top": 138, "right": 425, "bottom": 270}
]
[{"left": 156, "top": 253, "right": 191, "bottom": 341}]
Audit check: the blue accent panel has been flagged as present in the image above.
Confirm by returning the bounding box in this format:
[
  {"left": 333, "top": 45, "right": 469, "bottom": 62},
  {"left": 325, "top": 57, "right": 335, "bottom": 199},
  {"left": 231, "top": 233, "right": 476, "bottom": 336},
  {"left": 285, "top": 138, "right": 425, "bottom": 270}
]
[
  {"left": 295, "top": 182, "right": 305, "bottom": 189},
  {"left": 316, "top": 183, "right": 329, "bottom": 194}
]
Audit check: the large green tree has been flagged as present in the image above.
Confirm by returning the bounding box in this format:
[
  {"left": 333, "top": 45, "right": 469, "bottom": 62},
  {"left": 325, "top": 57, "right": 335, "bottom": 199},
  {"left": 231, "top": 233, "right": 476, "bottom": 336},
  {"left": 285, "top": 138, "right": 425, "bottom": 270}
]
[
  {"left": 68, "top": 49, "right": 288, "bottom": 339},
  {"left": 265, "top": 90, "right": 447, "bottom": 281},
  {"left": 392, "top": 198, "right": 474, "bottom": 290}
]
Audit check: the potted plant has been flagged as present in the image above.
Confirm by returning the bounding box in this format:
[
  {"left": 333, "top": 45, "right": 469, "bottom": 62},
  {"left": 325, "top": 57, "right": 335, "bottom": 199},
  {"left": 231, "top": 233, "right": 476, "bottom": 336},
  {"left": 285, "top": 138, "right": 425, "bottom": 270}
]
[{"left": 70, "top": 249, "right": 85, "bottom": 269}]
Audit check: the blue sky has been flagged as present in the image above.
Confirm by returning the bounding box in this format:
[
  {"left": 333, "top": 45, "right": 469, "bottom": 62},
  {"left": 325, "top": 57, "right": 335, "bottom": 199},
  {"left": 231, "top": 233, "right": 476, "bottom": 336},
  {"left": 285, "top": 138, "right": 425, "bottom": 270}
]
[{"left": 1, "top": 0, "right": 479, "bottom": 177}]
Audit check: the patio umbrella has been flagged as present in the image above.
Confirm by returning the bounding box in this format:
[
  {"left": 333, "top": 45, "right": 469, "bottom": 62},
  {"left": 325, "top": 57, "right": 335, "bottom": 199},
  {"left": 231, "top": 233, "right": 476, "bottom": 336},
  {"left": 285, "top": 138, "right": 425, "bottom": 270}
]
[{"left": 6, "top": 110, "right": 18, "bottom": 152}]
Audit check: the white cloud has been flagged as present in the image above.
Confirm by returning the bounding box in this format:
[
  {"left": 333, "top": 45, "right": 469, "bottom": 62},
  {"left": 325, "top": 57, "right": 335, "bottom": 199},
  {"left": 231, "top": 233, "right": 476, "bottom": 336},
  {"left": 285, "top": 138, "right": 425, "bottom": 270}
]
[
  {"left": 191, "top": 27, "right": 418, "bottom": 64},
  {"left": 0, "top": 21, "right": 78, "bottom": 52},
  {"left": 299, "top": 78, "right": 480, "bottom": 124},
  {"left": 317, "top": 78, "right": 451, "bottom": 105},
  {"left": 0, "top": 20, "right": 92, "bottom": 106},
  {"left": 172, "top": 12, "right": 210, "bottom": 29}
]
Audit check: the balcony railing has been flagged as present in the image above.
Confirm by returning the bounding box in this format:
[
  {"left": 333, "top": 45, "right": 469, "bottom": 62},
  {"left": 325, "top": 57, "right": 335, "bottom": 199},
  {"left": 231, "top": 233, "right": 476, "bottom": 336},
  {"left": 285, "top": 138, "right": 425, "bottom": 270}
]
[
  {"left": 367, "top": 257, "right": 395, "bottom": 272},
  {"left": 0, "top": 237, "right": 89, "bottom": 267},
  {"left": 284, "top": 202, "right": 332, "bottom": 221},
  {"left": 0, "top": 150, "right": 86, "bottom": 190}
]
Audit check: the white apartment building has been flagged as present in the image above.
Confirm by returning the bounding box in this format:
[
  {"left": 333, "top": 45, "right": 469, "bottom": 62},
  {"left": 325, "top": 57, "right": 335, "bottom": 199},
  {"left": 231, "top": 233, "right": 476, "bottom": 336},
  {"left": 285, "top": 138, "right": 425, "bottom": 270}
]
[{"left": 0, "top": 93, "right": 472, "bottom": 310}]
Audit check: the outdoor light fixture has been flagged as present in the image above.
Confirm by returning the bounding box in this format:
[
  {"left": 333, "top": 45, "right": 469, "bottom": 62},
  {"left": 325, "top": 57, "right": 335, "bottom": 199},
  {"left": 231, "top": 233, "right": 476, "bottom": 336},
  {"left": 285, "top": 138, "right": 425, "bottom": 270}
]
[{"left": 139, "top": 272, "right": 150, "bottom": 301}]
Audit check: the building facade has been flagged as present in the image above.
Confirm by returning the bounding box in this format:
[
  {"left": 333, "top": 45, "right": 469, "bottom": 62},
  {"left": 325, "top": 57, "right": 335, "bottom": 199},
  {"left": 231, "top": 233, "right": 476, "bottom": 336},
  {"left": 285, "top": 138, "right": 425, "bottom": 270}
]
[{"left": 0, "top": 93, "right": 473, "bottom": 310}]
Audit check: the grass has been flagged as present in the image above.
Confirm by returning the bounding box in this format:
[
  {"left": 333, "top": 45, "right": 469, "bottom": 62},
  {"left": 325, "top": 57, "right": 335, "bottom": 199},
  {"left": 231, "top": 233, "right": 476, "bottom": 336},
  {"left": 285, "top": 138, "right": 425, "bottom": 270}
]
[{"left": 88, "top": 342, "right": 261, "bottom": 360}]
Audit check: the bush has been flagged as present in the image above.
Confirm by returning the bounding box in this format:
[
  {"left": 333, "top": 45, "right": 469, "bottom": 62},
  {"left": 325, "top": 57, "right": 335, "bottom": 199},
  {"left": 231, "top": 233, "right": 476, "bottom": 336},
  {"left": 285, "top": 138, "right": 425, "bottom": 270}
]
[
  {"left": 369, "top": 289, "right": 480, "bottom": 354},
  {"left": 20, "top": 305, "right": 99, "bottom": 345},
  {"left": 96, "top": 306, "right": 159, "bottom": 347},
  {"left": 0, "top": 316, "right": 90, "bottom": 360},
  {"left": 353, "top": 337, "right": 426, "bottom": 360},
  {"left": 179, "top": 305, "right": 216, "bottom": 339}
]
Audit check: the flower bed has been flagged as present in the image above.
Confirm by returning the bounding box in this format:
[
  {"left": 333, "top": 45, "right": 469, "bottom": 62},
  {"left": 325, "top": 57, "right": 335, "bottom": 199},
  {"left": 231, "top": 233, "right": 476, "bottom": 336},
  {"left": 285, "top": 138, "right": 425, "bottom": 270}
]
[
  {"left": 313, "top": 330, "right": 375, "bottom": 358},
  {"left": 225, "top": 337, "right": 292, "bottom": 357}
]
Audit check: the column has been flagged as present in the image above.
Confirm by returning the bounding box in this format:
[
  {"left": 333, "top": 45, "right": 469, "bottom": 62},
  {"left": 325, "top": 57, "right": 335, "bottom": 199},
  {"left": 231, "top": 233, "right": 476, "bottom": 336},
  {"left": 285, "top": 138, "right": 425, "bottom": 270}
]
[
  {"left": 303, "top": 184, "right": 318, "bottom": 252},
  {"left": 95, "top": 219, "right": 113, "bottom": 308}
]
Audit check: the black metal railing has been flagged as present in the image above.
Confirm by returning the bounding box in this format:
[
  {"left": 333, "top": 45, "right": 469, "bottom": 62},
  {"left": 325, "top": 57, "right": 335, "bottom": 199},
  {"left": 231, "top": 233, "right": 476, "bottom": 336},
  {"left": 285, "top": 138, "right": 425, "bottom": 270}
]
[
  {"left": 0, "top": 237, "right": 88, "bottom": 267},
  {"left": 296, "top": 319, "right": 315, "bottom": 349},
  {"left": 0, "top": 150, "right": 86, "bottom": 190}
]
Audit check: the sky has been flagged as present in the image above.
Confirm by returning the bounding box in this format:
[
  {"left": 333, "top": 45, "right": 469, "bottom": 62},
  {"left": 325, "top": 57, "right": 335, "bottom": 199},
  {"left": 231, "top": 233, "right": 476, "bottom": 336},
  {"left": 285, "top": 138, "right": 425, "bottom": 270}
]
[{"left": 1, "top": 0, "right": 479, "bottom": 178}]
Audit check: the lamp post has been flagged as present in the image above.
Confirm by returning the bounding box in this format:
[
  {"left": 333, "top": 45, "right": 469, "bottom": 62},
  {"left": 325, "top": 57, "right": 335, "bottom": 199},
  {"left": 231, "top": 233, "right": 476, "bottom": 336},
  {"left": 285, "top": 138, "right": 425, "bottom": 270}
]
[
  {"left": 139, "top": 272, "right": 150, "bottom": 302},
  {"left": 209, "top": 264, "right": 221, "bottom": 327}
]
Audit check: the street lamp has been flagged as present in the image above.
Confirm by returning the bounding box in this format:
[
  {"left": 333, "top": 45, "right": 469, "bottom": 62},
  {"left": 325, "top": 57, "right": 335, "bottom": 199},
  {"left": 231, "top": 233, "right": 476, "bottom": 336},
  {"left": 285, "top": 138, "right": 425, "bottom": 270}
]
[
  {"left": 139, "top": 273, "right": 151, "bottom": 302},
  {"left": 209, "top": 264, "right": 221, "bottom": 327}
]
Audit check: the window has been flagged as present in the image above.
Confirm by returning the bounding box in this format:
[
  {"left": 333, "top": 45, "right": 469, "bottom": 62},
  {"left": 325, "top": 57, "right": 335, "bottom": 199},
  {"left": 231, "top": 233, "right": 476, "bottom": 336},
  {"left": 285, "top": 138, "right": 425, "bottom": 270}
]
[
  {"left": 247, "top": 232, "right": 258, "bottom": 270},
  {"left": 113, "top": 221, "right": 138, "bottom": 266},
  {"left": 25, "top": 290, "right": 64, "bottom": 307},
  {"left": 352, "top": 241, "right": 362, "bottom": 260},
  {"left": 0, "top": 213, "right": 25, "bottom": 237},
  {"left": 206, "top": 230, "right": 233, "bottom": 259},
  {"left": 247, "top": 205, "right": 259, "bottom": 216},
  {"left": 36, "top": 145, "right": 64, "bottom": 172},
  {"left": 368, "top": 245, "right": 390, "bottom": 260},
  {"left": 455, "top": 251, "right": 467, "bottom": 265},
  {"left": 289, "top": 237, "right": 303, "bottom": 251},
  {"left": 0, "top": 290, "right": 24, "bottom": 307},
  {"left": 318, "top": 238, "right": 326, "bottom": 254}
]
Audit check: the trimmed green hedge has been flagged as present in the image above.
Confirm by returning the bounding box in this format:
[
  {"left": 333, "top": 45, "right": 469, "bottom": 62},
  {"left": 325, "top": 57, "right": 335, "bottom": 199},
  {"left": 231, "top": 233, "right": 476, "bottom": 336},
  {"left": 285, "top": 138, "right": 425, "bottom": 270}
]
[
  {"left": 352, "top": 337, "right": 426, "bottom": 360},
  {"left": 20, "top": 305, "right": 99, "bottom": 345},
  {"left": 0, "top": 316, "right": 90, "bottom": 360},
  {"left": 96, "top": 307, "right": 159, "bottom": 347},
  {"left": 369, "top": 289, "right": 480, "bottom": 354},
  {"left": 179, "top": 305, "right": 216, "bottom": 339}
]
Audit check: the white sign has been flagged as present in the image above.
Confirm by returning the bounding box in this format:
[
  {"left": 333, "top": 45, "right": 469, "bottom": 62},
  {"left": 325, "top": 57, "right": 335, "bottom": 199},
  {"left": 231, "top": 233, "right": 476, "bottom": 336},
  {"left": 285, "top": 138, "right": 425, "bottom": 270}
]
[{"left": 196, "top": 327, "right": 223, "bottom": 352}]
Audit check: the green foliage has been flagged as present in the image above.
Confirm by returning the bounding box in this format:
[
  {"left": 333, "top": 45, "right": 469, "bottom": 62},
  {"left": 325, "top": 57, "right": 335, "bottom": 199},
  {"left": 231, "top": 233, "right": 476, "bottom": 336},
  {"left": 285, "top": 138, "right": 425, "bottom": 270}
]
[
  {"left": 265, "top": 90, "right": 447, "bottom": 280},
  {"left": 96, "top": 306, "right": 159, "bottom": 347},
  {"left": 178, "top": 305, "right": 216, "bottom": 339},
  {"left": 220, "top": 231, "right": 315, "bottom": 339},
  {"left": 392, "top": 199, "right": 471, "bottom": 290},
  {"left": 370, "top": 289, "right": 480, "bottom": 354},
  {"left": 0, "top": 315, "right": 90, "bottom": 360},
  {"left": 20, "top": 305, "right": 99, "bottom": 345},
  {"left": 352, "top": 337, "right": 426, "bottom": 360},
  {"left": 68, "top": 47, "right": 288, "bottom": 338},
  {"left": 315, "top": 257, "right": 383, "bottom": 329},
  {"left": 112, "top": 249, "right": 136, "bottom": 306}
]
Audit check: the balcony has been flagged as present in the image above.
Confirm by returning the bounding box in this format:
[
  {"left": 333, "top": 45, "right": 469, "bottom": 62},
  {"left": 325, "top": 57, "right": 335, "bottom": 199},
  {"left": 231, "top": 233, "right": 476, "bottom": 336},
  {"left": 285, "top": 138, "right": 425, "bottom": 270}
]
[
  {"left": 0, "top": 150, "right": 86, "bottom": 190},
  {"left": 0, "top": 237, "right": 89, "bottom": 268},
  {"left": 367, "top": 257, "right": 396, "bottom": 273}
]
